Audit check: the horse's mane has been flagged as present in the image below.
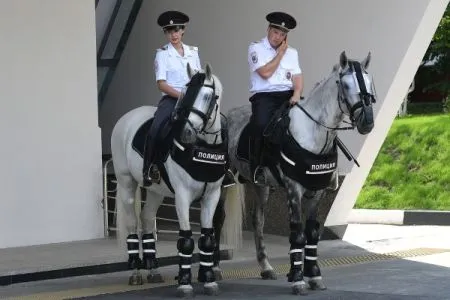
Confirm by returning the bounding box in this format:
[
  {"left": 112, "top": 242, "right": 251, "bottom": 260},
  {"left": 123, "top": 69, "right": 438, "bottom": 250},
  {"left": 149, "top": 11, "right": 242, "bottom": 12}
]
[{"left": 302, "top": 64, "right": 340, "bottom": 106}]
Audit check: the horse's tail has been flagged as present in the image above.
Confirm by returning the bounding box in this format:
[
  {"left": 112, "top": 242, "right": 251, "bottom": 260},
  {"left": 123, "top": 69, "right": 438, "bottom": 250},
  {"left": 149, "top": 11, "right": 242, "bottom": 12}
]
[
  {"left": 115, "top": 186, "right": 127, "bottom": 251},
  {"left": 221, "top": 182, "right": 246, "bottom": 249},
  {"left": 115, "top": 183, "right": 143, "bottom": 251},
  {"left": 111, "top": 113, "right": 142, "bottom": 252}
]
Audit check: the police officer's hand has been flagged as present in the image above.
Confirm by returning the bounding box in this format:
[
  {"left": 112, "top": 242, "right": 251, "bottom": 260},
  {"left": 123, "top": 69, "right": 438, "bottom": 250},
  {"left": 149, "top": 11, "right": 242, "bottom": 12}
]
[
  {"left": 289, "top": 95, "right": 301, "bottom": 106},
  {"left": 277, "top": 40, "right": 288, "bottom": 56},
  {"left": 289, "top": 97, "right": 299, "bottom": 106}
]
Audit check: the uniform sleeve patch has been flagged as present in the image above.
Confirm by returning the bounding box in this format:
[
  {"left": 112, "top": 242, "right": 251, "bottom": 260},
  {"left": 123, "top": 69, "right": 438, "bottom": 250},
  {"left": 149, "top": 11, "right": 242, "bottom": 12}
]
[{"left": 251, "top": 51, "right": 258, "bottom": 64}]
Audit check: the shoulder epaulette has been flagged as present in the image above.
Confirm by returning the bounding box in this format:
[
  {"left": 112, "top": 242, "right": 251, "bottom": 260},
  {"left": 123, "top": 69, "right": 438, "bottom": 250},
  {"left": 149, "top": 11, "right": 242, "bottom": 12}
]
[
  {"left": 189, "top": 46, "right": 198, "bottom": 51},
  {"left": 157, "top": 46, "right": 168, "bottom": 52}
]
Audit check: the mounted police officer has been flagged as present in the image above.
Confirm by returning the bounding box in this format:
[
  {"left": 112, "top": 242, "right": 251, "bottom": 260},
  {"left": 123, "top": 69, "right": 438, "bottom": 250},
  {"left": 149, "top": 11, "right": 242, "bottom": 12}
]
[
  {"left": 142, "top": 10, "right": 200, "bottom": 187},
  {"left": 247, "top": 12, "right": 304, "bottom": 184},
  {"left": 143, "top": 10, "right": 234, "bottom": 188}
]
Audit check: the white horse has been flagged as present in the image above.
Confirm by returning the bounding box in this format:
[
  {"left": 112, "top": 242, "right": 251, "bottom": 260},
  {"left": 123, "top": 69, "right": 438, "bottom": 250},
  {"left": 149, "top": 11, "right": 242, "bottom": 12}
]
[
  {"left": 222, "top": 51, "right": 376, "bottom": 295},
  {"left": 111, "top": 63, "right": 243, "bottom": 297}
]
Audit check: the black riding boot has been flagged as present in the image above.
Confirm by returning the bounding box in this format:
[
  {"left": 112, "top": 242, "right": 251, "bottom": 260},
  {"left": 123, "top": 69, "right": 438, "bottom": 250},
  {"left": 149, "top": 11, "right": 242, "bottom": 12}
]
[
  {"left": 142, "top": 134, "right": 154, "bottom": 187},
  {"left": 250, "top": 136, "right": 266, "bottom": 184}
]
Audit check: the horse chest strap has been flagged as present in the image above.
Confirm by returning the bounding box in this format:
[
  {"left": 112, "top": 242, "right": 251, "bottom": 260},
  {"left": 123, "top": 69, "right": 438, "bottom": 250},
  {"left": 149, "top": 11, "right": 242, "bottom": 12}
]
[
  {"left": 280, "top": 135, "right": 337, "bottom": 191},
  {"left": 172, "top": 140, "right": 228, "bottom": 182}
]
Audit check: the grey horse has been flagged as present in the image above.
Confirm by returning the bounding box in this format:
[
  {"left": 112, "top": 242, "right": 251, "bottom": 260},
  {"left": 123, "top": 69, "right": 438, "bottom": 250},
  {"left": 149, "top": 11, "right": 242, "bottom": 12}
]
[
  {"left": 221, "top": 51, "right": 376, "bottom": 295},
  {"left": 111, "top": 64, "right": 243, "bottom": 297}
]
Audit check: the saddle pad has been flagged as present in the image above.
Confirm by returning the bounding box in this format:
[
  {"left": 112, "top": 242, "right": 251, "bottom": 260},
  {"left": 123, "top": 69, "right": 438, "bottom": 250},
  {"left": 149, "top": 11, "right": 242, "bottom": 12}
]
[{"left": 132, "top": 118, "right": 153, "bottom": 158}]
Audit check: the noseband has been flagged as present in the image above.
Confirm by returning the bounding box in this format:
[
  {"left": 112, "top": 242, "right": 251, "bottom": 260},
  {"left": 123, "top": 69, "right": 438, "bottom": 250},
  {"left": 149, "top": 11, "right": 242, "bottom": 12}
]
[{"left": 337, "top": 61, "right": 376, "bottom": 125}]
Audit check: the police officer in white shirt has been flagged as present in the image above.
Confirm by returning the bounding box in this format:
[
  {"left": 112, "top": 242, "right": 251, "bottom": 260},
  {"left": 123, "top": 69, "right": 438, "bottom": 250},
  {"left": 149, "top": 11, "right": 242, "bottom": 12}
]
[
  {"left": 248, "top": 12, "right": 304, "bottom": 184},
  {"left": 143, "top": 10, "right": 201, "bottom": 186}
]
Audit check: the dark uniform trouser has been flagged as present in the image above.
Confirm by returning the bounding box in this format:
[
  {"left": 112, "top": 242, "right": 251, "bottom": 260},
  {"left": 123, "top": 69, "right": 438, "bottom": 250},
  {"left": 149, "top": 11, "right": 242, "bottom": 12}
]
[
  {"left": 143, "top": 95, "right": 178, "bottom": 178},
  {"left": 249, "top": 90, "right": 293, "bottom": 173}
]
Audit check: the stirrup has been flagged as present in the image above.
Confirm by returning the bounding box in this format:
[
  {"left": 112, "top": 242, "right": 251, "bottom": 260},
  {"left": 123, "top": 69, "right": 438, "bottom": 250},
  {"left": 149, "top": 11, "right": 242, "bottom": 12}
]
[
  {"left": 253, "top": 166, "right": 266, "bottom": 185},
  {"left": 222, "top": 169, "right": 236, "bottom": 188}
]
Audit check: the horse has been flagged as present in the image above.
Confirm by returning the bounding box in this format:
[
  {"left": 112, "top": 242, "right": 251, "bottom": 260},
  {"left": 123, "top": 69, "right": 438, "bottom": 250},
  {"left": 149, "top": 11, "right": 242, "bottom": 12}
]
[
  {"left": 220, "top": 51, "right": 377, "bottom": 295},
  {"left": 110, "top": 63, "right": 243, "bottom": 297}
]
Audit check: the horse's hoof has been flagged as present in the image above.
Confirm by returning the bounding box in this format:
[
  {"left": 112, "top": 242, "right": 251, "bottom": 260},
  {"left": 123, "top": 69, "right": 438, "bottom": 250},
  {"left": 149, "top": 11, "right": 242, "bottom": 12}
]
[
  {"left": 147, "top": 272, "right": 164, "bottom": 283},
  {"left": 204, "top": 282, "right": 220, "bottom": 296},
  {"left": 292, "top": 280, "right": 308, "bottom": 295},
  {"left": 308, "top": 277, "right": 327, "bottom": 290},
  {"left": 213, "top": 267, "right": 223, "bottom": 281},
  {"left": 176, "top": 285, "right": 194, "bottom": 298},
  {"left": 261, "top": 269, "right": 277, "bottom": 280},
  {"left": 128, "top": 273, "right": 143, "bottom": 286}
]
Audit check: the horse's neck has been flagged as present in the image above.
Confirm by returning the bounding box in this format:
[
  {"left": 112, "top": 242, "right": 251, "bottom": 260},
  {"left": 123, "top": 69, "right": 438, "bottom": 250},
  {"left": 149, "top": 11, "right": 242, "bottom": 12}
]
[
  {"left": 289, "top": 74, "right": 344, "bottom": 154},
  {"left": 198, "top": 108, "right": 222, "bottom": 145}
]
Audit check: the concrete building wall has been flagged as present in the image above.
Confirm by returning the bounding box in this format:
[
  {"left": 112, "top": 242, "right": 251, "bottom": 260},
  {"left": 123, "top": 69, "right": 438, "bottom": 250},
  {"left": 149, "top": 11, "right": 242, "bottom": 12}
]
[{"left": 0, "top": 0, "right": 103, "bottom": 248}]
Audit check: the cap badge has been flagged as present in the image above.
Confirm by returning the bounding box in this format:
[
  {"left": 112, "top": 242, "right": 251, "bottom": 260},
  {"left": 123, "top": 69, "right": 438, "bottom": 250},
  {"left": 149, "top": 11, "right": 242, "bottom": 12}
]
[
  {"left": 169, "top": 20, "right": 173, "bottom": 24},
  {"left": 281, "top": 22, "right": 285, "bottom": 27}
]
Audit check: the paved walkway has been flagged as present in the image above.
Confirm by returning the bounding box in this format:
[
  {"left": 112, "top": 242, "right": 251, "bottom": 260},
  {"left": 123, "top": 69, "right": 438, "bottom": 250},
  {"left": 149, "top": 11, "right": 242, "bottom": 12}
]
[{"left": 2, "top": 224, "right": 450, "bottom": 299}]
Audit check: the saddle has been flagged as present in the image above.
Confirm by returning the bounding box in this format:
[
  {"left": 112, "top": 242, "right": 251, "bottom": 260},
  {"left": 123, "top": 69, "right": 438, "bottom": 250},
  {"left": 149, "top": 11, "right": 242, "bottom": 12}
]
[
  {"left": 236, "top": 103, "right": 338, "bottom": 191},
  {"left": 236, "top": 102, "right": 290, "bottom": 185},
  {"left": 132, "top": 117, "right": 229, "bottom": 193}
]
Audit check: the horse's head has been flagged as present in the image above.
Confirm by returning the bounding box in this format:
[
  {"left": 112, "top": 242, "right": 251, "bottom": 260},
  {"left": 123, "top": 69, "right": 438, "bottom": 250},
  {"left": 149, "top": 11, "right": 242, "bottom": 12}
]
[
  {"left": 173, "top": 63, "right": 222, "bottom": 144},
  {"left": 336, "top": 51, "right": 376, "bottom": 135}
]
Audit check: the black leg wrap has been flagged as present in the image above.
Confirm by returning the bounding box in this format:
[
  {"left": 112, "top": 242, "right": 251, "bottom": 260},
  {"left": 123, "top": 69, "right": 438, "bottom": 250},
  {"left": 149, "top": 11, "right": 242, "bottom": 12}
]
[
  {"left": 304, "top": 220, "right": 321, "bottom": 278},
  {"left": 142, "top": 233, "right": 158, "bottom": 270},
  {"left": 198, "top": 228, "right": 216, "bottom": 283},
  {"left": 127, "top": 234, "right": 142, "bottom": 270},
  {"left": 177, "top": 230, "right": 194, "bottom": 285},
  {"left": 287, "top": 223, "right": 306, "bottom": 282}
]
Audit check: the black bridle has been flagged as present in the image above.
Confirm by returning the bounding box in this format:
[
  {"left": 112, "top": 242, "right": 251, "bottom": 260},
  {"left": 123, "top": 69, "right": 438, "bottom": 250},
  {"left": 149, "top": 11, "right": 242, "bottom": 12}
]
[
  {"left": 173, "top": 73, "right": 219, "bottom": 134},
  {"left": 295, "top": 60, "right": 376, "bottom": 131}
]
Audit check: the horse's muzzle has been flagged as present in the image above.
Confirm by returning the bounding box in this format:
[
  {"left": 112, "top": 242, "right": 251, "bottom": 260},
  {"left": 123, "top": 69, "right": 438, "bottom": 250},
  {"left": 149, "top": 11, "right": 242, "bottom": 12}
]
[{"left": 355, "top": 105, "right": 374, "bottom": 135}]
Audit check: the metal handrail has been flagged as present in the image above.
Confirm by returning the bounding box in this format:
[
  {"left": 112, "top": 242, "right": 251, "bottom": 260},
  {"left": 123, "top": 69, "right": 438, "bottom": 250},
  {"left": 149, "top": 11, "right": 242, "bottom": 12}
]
[
  {"left": 102, "top": 159, "right": 114, "bottom": 237},
  {"left": 101, "top": 159, "right": 202, "bottom": 238}
]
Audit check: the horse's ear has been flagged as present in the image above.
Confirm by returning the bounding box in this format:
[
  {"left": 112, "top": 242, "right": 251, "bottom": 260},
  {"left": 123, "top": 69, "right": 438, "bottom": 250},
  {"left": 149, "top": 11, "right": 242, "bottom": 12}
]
[
  {"left": 340, "top": 51, "right": 348, "bottom": 69},
  {"left": 361, "top": 51, "right": 371, "bottom": 69},
  {"left": 205, "top": 63, "right": 212, "bottom": 80},
  {"left": 187, "top": 62, "right": 194, "bottom": 79}
]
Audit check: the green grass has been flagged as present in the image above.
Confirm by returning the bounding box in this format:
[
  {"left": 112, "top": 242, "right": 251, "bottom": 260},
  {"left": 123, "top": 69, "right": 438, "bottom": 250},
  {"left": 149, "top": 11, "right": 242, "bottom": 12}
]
[{"left": 355, "top": 114, "right": 450, "bottom": 210}]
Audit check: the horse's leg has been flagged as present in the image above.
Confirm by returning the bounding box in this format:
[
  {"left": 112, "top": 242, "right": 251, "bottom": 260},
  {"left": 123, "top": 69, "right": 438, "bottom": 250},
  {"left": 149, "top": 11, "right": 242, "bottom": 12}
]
[
  {"left": 174, "top": 190, "right": 196, "bottom": 298},
  {"left": 140, "top": 190, "right": 164, "bottom": 283},
  {"left": 286, "top": 183, "right": 308, "bottom": 295},
  {"left": 250, "top": 184, "right": 276, "bottom": 280},
  {"left": 303, "top": 190, "right": 327, "bottom": 290},
  {"left": 117, "top": 180, "right": 143, "bottom": 285},
  {"left": 198, "top": 186, "right": 221, "bottom": 296},
  {"left": 212, "top": 191, "right": 226, "bottom": 281}
]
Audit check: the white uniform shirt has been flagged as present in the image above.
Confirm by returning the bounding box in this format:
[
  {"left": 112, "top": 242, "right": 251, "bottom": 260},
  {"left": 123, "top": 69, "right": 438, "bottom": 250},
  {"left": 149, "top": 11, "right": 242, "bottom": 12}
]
[
  {"left": 248, "top": 37, "right": 302, "bottom": 94},
  {"left": 154, "top": 43, "right": 201, "bottom": 95}
]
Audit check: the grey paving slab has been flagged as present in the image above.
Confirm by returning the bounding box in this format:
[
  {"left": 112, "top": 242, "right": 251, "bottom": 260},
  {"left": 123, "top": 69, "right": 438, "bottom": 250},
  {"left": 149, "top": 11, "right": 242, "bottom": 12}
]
[{"left": 74, "top": 257, "right": 450, "bottom": 300}]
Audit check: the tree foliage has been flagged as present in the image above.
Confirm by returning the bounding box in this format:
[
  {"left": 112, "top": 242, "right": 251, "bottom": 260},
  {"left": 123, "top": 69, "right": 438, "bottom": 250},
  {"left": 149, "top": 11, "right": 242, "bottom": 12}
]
[{"left": 422, "top": 3, "right": 450, "bottom": 98}]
